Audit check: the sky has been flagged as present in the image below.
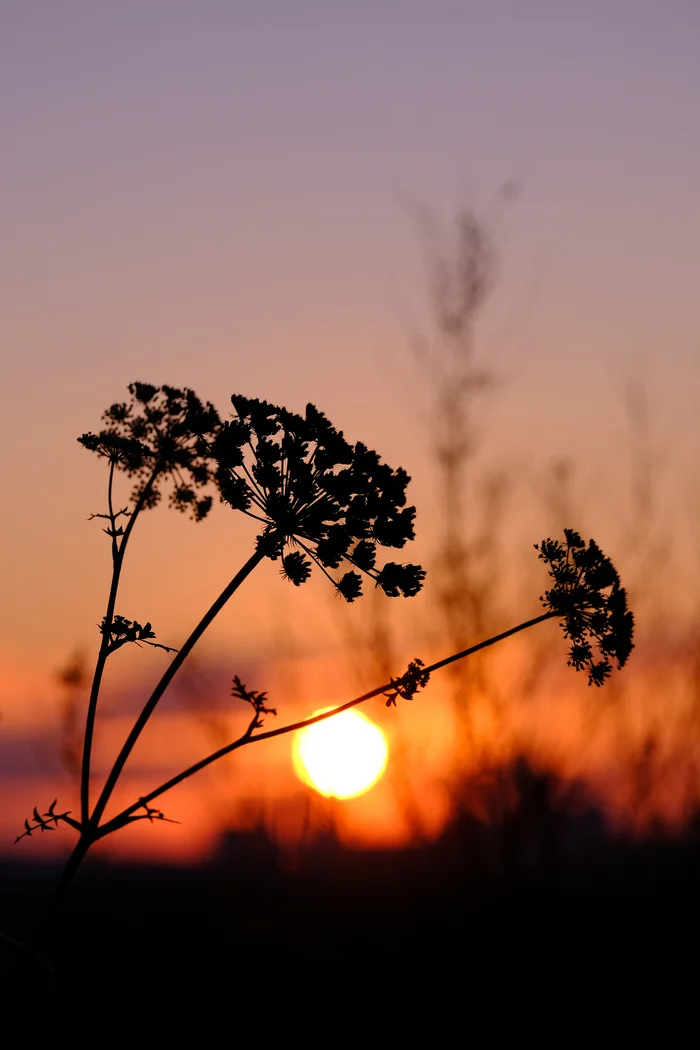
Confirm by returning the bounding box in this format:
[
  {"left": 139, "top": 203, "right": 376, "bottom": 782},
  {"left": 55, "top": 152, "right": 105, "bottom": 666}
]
[{"left": 1, "top": 1, "right": 699, "bottom": 857}]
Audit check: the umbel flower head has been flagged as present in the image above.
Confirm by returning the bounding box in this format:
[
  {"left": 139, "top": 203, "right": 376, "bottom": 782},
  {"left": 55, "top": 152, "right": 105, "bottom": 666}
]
[
  {"left": 536, "top": 529, "right": 635, "bottom": 686},
  {"left": 78, "top": 383, "right": 221, "bottom": 520},
  {"left": 213, "top": 395, "right": 425, "bottom": 601}
]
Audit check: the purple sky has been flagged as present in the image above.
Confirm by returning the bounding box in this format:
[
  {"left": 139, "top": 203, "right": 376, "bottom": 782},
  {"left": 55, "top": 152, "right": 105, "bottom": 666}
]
[{"left": 1, "top": 0, "right": 699, "bottom": 670}]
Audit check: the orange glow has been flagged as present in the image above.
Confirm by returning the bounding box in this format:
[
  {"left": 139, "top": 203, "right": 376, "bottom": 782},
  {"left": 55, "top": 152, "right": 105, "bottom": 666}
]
[{"left": 293, "top": 708, "right": 388, "bottom": 799}]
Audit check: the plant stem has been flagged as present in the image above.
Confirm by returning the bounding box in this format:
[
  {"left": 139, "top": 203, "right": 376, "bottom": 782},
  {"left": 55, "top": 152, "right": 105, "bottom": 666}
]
[
  {"left": 80, "top": 466, "right": 157, "bottom": 825},
  {"left": 101, "top": 609, "right": 557, "bottom": 835},
  {"left": 30, "top": 834, "right": 93, "bottom": 955},
  {"left": 89, "top": 547, "right": 267, "bottom": 830}
]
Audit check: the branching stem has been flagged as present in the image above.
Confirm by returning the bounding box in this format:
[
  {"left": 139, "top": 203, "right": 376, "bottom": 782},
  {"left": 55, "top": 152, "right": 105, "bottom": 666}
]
[
  {"left": 79, "top": 464, "right": 160, "bottom": 825},
  {"left": 88, "top": 547, "right": 267, "bottom": 829},
  {"left": 99, "top": 609, "right": 556, "bottom": 836}
]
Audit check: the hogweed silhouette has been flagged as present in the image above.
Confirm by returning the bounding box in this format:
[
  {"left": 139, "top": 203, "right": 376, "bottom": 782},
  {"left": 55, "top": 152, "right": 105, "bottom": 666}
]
[
  {"left": 213, "top": 394, "right": 425, "bottom": 601},
  {"left": 15, "top": 382, "right": 634, "bottom": 951},
  {"left": 535, "top": 529, "right": 634, "bottom": 686}
]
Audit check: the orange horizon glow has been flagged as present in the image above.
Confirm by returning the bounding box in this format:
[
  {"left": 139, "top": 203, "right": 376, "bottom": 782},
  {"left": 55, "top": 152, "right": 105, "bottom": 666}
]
[
  {"left": 3, "top": 624, "right": 700, "bottom": 866},
  {"left": 2, "top": 3, "right": 700, "bottom": 868}
]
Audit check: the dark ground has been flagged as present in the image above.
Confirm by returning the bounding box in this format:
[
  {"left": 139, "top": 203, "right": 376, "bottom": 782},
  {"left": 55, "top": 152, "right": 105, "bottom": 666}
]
[{"left": 3, "top": 768, "right": 700, "bottom": 1015}]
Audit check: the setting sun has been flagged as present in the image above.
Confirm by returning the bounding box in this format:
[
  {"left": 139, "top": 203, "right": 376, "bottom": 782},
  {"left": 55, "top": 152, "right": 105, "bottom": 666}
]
[{"left": 293, "top": 708, "right": 389, "bottom": 799}]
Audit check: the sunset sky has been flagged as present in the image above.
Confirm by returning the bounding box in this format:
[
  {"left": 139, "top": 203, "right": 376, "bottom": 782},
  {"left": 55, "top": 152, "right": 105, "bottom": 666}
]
[{"left": 1, "top": 2, "right": 699, "bottom": 858}]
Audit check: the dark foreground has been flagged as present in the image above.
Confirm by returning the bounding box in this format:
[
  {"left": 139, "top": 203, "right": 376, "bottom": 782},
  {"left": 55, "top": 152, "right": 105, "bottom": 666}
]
[{"left": 3, "top": 782, "right": 700, "bottom": 1014}]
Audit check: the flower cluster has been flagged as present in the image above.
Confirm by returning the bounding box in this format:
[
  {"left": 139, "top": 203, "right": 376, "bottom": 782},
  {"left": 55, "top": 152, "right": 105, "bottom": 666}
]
[
  {"left": 536, "top": 529, "right": 635, "bottom": 686},
  {"left": 384, "top": 658, "right": 431, "bottom": 707},
  {"left": 99, "top": 615, "right": 178, "bottom": 656},
  {"left": 213, "top": 396, "right": 425, "bottom": 602},
  {"left": 78, "top": 383, "right": 221, "bottom": 520}
]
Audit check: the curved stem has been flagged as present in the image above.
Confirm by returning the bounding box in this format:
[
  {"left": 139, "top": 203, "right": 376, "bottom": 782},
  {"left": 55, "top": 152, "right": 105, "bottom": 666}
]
[
  {"left": 80, "top": 466, "right": 158, "bottom": 825},
  {"left": 100, "top": 609, "right": 557, "bottom": 836},
  {"left": 89, "top": 547, "right": 267, "bottom": 829}
]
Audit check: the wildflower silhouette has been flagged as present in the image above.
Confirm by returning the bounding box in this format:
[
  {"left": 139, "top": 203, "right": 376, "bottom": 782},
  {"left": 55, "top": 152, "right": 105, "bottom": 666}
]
[
  {"left": 213, "top": 396, "right": 425, "bottom": 601},
  {"left": 78, "top": 381, "right": 221, "bottom": 520},
  {"left": 14, "top": 381, "right": 634, "bottom": 957},
  {"left": 70, "top": 384, "right": 221, "bottom": 837},
  {"left": 99, "top": 616, "right": 179, "bottom": 656},
  {"left": 535, "top": 528, "right": 635, "bottom": 686},
  {"left": 384, "top": 659, "right": 431, "bottom": 707}
]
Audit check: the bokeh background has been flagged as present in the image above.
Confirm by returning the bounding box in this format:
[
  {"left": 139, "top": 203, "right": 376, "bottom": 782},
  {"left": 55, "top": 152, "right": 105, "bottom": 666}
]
[{"left": 1, "top": 1, "right": 699, "bottom": 882}]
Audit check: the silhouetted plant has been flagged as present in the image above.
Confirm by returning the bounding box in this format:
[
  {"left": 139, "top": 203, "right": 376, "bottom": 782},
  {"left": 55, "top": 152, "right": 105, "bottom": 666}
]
[
  {"left": 15, "top": 801, "right": 79, "bottom": 843},
  {"left": 99, "top": 615, "right": 179, "bottom": 656},
  {"left": 535, "top": 529, "right": 635, "bottom": 686},
  {"left": 13, "top": 382, "right": 633, "bottom": 956},
  {"left": 406, "top": 200, "right": 514, "bottom": 772},
  {"left": 55, "top": 650, "right": 87, "bottom": 785},
  {"left": 384, "top": 659, "right": 431, "bottom": 707},
  {"left": 213, "top": 396, "right": 424, "bottom": 601},
  {"left": 78, "top": 381, "right": 221, "bottom": 521}
]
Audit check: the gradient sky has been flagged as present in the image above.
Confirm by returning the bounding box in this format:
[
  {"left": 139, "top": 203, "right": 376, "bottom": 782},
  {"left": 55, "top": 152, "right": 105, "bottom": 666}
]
[{"left": 1, "top": 3, "right": 699, "bottom": 846}]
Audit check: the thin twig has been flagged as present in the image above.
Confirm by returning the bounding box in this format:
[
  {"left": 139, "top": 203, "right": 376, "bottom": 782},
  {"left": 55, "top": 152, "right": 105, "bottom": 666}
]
[
  {"left": 99, "top": 610, "right": 557, "bottom": 836},
  {"left": 88, "top": 547, "right": 267, "bottom": 829},
  {"left": 79, "top": 464, "right": 160, "bottom": 825}
]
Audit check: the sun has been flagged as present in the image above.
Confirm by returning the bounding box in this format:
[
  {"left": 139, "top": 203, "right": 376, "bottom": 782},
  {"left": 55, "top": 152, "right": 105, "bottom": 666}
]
[{"left": 293, "top": 708, "right": 388, "bottom": 799}]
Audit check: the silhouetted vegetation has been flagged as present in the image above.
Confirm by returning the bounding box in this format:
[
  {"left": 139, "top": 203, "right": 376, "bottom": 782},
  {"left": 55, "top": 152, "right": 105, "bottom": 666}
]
[
  {"left": 4, "top": 758, "right": 698, "bottom": 1013},
  {"left": 3, "top": 374, "right": 634, "bottom": 1003}
]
